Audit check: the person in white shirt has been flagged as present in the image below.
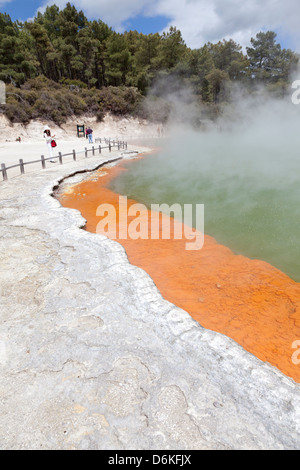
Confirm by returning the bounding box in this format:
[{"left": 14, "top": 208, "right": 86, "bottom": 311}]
[{"left": 43, "top": 126, "right": 56, "bottom": 162}]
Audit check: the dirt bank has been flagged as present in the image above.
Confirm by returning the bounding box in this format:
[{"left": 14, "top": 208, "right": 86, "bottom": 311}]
[{"left": 0, "top": 113, "right": 162, "bottom": 144}]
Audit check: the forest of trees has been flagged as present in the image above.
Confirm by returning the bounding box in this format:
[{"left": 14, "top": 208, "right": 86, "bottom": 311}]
[{"left": 0, "top": 2, "right": 299, "bottom": 125}]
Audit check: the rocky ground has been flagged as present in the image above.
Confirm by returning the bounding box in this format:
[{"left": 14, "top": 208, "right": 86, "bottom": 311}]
[{"left": 0, "top": 139, "right": 300, "bottom": 450}]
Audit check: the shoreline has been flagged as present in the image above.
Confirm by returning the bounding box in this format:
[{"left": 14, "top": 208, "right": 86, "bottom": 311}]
[
  {"left": 1, "top": 143, "right": 300, "bottom": 449},
  {"left": 58, "top": 154, "right": 300, "bottom": 383}
]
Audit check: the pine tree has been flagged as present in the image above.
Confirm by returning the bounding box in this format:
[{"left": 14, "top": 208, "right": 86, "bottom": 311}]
[
  {"left": 246, "top": 31, "right": 299, "bottom": 83},
  {"left": 0, "top": 13, "right": 37, "bottom": 84}
]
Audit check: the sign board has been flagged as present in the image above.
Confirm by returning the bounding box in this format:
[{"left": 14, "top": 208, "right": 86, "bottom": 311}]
[{"left": 77, "top": 125, "right": 85, "bottom": 137}]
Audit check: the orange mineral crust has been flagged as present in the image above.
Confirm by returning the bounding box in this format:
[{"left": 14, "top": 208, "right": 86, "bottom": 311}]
[{"left": 59, "top": 159, "right": 300, "bottom": 383}]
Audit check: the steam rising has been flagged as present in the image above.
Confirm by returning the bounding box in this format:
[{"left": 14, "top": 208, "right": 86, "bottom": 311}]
[{"left": 113, "top": 80, "right": 300, "bottom": 281}]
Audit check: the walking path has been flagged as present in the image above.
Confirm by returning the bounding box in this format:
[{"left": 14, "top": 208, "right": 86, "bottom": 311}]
[
  {"left": 0, "top": 143, "right": 300, "bottom": 450},
  {"left": 0, "top": 138, "right": 114, "bottom": 179}
]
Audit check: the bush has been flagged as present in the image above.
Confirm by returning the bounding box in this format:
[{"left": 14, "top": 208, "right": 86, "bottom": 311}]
[
  {"left": 61, "top": 90, "right": 87, "bottom": 115},
  {"left": 21, "top": 75, "right": 61, "bottom": 91},
  {"left": 3, "top": 77, "right": 145, "bottom": 125},
  {"left": 96, "top": 109, "right": 105, "bottom": 122},
  {"left": 59, "top": 78, "right": 88, "bottom": 89},
  {"left": 98, "top": 86, "right": 142, "bottom": 115},
  {"left": 5, "top": 101, "right": 31, "bottom": 124},
  {"left": 80, "top": 88, "right": 102, "bottom": 114}
]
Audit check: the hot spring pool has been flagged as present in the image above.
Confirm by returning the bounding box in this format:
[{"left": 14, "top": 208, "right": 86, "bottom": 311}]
[{"left": 110, "top": 128, "right": 300, "bottom": 282}]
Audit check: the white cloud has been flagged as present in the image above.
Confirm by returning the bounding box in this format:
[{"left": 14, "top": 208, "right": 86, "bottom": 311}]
[
  {"left": 151, "top": 0, "right": 300, "bottom": 49},
  {"left": 0, "top": 0, "right": 13, "bottom": 8},
  {"left": 36, "top": 0, "right": 300, "bottom": 50}
]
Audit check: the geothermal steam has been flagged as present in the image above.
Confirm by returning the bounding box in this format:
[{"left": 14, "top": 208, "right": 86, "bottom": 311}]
[{"left": 111, "top": 87, "right": 300, "bottom": 280}]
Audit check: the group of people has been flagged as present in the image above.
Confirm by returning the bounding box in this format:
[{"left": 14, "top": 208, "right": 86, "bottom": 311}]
[{"left": 43, "top": 124, "right": 94, "bottom": 161}]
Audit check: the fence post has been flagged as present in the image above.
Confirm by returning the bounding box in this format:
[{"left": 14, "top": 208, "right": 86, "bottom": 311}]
[
  {"left": 19, "top": 159, "right": 25, "bottom": 175},
  {"left": 118, "top": 141, "right": 120, "bottom": 150},
  {"left": 85, "top": 147, "right": 88, "bottom": 158},
  {"left": 125, "top": 142, "right": 127, "bottom": 149},
  {"left": 41, "top": 155, "right": 46, "bottom": 169},
  {"left": 99, "top": 145, "right": 101, "bottom": 154},
  {"left": 1, "top": 163, "right": 7, "bottom": 181},
  {"left": 59, "top": 152, "right": 63, "bottom": 165},
  {"left": 73, "top": 149, "right": 76, "bottom": 161},
  {"left": 109, "top": 141, "right": 111, "bottom": 152},
  {"left": 92, "top": 146, "right": 95, "bottom": 156}
]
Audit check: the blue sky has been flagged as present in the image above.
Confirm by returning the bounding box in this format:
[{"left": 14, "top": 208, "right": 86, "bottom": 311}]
[
  {"left": 123, "top": 14, "right": 171, "bottom": 36},
  {"left": 1, "top": 0, "right": 299, "bottom": 51},
  {"left": 0, "top": 0, "right": 41, "bottom": 21}
]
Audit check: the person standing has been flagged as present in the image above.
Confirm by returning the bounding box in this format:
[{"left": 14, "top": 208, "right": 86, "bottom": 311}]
[
  {"left": 43, "top": 126, "right": 56, "bottom": 162},
  {"left": 86, "top": 127, "right": 93, "bottom": 143}
]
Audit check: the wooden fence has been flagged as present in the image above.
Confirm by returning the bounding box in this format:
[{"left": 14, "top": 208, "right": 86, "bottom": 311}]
[{"left": 1, "top": 138, "right": 127, "bottom": 181}]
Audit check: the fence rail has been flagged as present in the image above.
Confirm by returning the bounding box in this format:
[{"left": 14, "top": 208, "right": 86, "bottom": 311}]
[{"left": 1, "top": 137, "right": 127, "bottom": 182}]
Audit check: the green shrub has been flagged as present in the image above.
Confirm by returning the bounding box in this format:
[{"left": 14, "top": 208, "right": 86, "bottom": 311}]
[
  {"left": 5, "top": 100, "right": 31, "bottom": 123},
  {"left": 65, "top": 91, "right": 87, "bottom": 115},
  {"left": 21, "top": 75, "right": 61, "bottom": 91},
  {"left": 96, "top": 109, "right": 105, "bottom": 122},
  {"left": 59, "top": 78, "right": 88, "bottom": 89},
  {"left": 98, "top": 86, "right": 142, "bottom": 115},
  {"left": 3, "top": 77, "right": 145, "bottom": 125}
]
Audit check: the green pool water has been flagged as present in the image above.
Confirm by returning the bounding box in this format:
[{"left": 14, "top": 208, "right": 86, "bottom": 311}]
[{"left": 110, "top": 123, "right": 300, "bottom": 282}]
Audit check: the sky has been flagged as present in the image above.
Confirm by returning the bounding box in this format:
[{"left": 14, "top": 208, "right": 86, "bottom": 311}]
[{"left": 1, "top": 0, "right": 300, "bottom": 52}]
